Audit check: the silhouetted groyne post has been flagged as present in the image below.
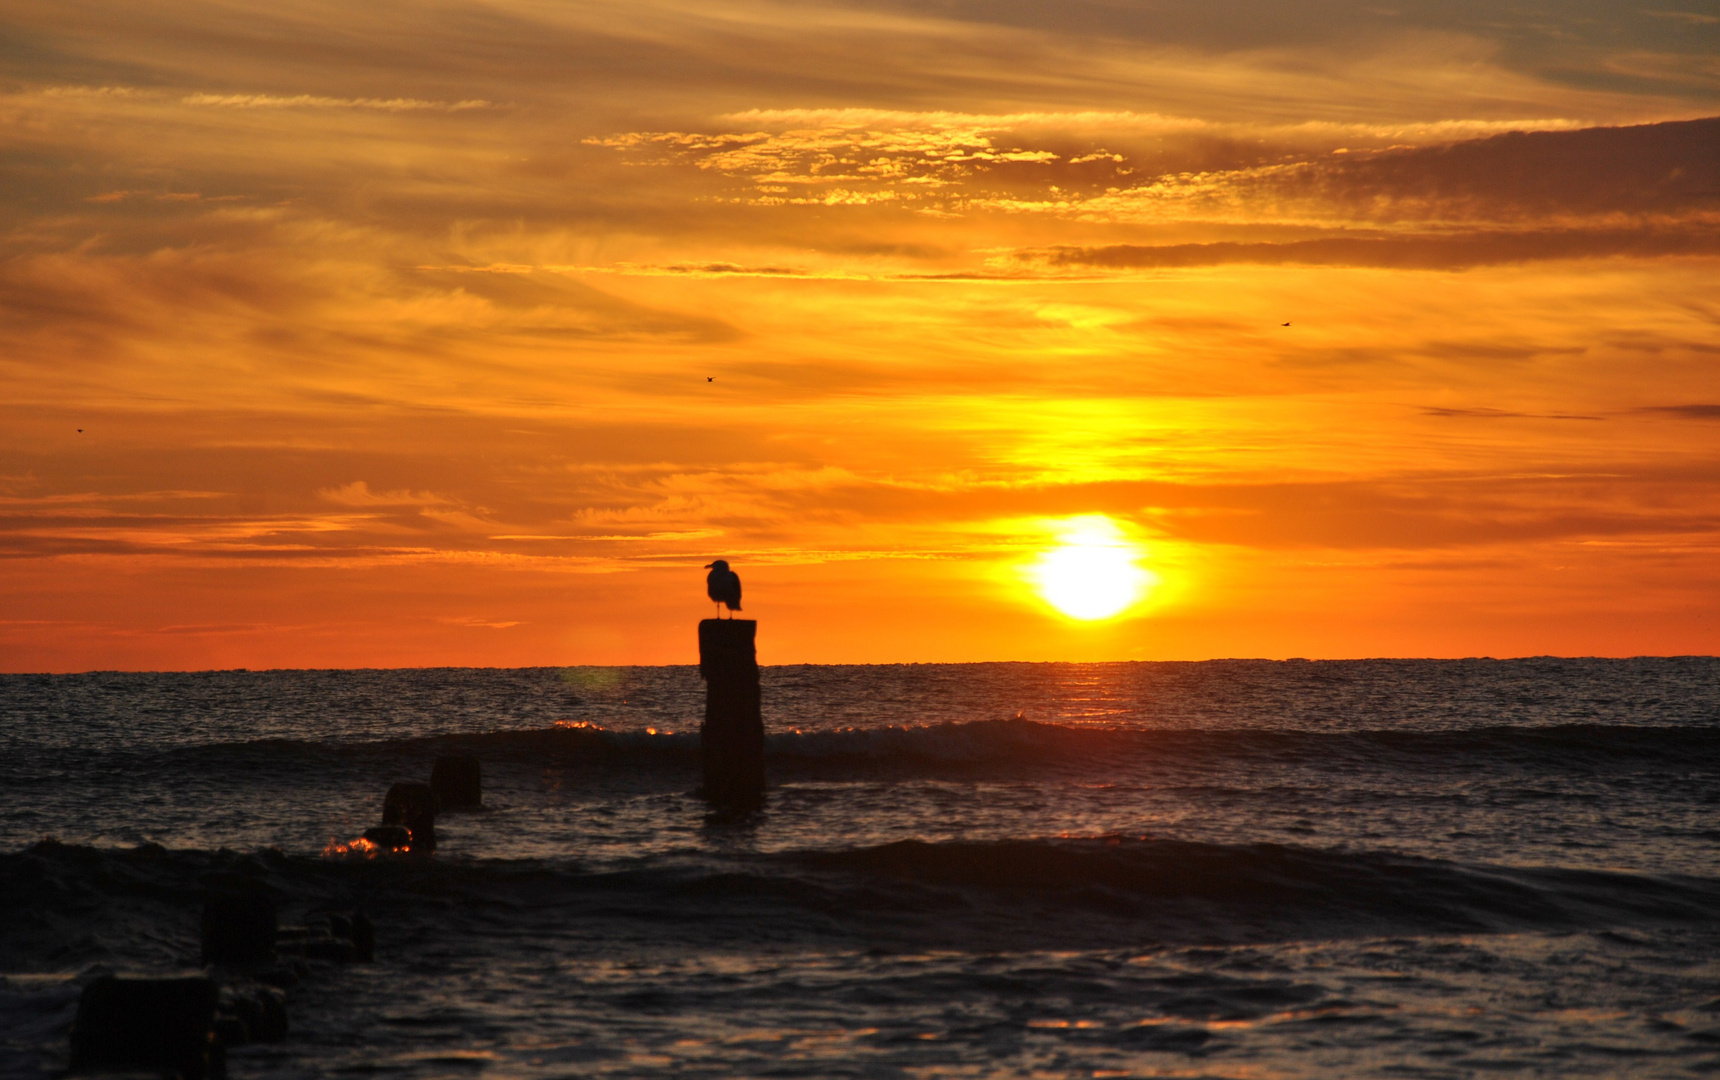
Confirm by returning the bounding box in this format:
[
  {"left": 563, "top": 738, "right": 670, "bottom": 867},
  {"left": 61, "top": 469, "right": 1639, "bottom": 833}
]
[
  {"left": 382, "top": 782, "right": 438, "bottom": 852},
  {"left": 70, "top": 975, "right": 221, "bottom": 1080},
  {"left": 698, "top": 618, "right": 764, "bottom": 809}
]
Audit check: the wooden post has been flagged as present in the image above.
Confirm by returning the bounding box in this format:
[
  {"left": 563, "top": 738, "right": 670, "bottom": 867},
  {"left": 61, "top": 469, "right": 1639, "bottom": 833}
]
[
  {"left": 382, "top": 781, "right": 438, "bottom": 852},
  {"left": 70, "top": 976, "right": 222, "bottom": 1080},
  {"left": 698, "top": 618, "right": 764, "bottom": 808}
]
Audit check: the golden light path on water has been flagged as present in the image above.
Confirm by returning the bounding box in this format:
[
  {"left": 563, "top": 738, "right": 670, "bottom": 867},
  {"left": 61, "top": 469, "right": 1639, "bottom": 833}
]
[{"left": 1029, "top": 516, "right": 1158, "bottom": 621}]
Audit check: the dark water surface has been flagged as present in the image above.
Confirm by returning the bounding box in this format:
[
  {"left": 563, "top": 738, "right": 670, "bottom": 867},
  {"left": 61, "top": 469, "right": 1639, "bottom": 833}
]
[{"left": 2, "top": 658, "right": 1718, "bottom": 1077}]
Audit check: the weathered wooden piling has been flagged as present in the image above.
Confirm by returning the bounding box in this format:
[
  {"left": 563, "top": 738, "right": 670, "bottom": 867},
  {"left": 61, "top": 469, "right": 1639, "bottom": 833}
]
[
  {"left": 362, "top": 824, "right": 411, "bottom": 850},
  {"left": 382, "top": 781, "right": 438, "bottom": 852},
  {"left": 216, "top": 984, "right": 287, "bottom": 1045},
  {"left": 70, "top": 975, "right": 222, "bottom": 1080},
  {"left": 698, "top": 618, "right": 765, "bottom": 808}
]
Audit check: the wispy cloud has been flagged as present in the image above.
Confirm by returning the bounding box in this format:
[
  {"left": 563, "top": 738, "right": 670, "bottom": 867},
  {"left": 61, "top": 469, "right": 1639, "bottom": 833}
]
[
  {"left": 317, "top": 482, "right": 456, "bottom": 507},
  {"left": 718, "top": 108, "right": 1591, "bottom": 142},
  {"left": 591, "top": 115, "right": 1720, "bottom": 227},
  {"left": 1420, "top": 407, "right": 1606, "bottom": 421},
  {"left": 1639, "top": 404, "right": 1720, "bottom": 419},
  {"left": 1018, "top": 227, "right": 1720, "bottom": 271},
  {"left": 3, "top": 0, "right": 1719, "bottom": 665},
  {"left": 181, "top": 93, "right": 494, "bottom": 111}
]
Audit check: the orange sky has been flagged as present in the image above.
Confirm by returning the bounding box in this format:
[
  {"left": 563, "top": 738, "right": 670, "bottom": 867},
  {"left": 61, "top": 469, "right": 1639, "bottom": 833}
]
[{"left": 3, "top": 0, "right": 1719, "bottom": 670}]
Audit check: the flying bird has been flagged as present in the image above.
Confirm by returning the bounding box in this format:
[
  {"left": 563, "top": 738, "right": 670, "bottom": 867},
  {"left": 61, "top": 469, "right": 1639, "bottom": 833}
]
[
  {"left": 707, "top": 377, "right": 714, "bottom": 382},
  {"left": 1281, "top": 322, "right": 1291, "bottom": 327},
  {"left": 704, "top": 559, "right": 742, "bottom": 617}
]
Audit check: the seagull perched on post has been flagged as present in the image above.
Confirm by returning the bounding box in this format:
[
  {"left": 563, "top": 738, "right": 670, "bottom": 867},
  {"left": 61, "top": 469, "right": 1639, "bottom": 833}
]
[{"left": 704, "top": 559, "right": 742, "bottom": 617}]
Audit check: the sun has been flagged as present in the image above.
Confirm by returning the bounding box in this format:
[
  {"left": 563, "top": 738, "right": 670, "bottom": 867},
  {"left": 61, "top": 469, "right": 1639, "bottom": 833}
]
[{"left": 1028, "top": 515, "right": 1156, "bottom": 621}]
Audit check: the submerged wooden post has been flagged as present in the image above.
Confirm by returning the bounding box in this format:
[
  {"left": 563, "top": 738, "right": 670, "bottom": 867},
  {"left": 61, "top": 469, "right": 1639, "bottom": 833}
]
[
  {"left": 698, "top": 618, "right": 764, "bottom": 808},
  {"left": 382, "top": 781, "right": 438, "bottom": 852},
  {"left": 70, "top": 976, "right": 222, "bottom": 1080}
]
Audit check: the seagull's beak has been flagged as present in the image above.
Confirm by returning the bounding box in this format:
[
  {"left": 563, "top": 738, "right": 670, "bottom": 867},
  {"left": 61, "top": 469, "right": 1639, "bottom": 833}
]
[{"left": 703, "top": 562, "right": 714, "bottom": 568}]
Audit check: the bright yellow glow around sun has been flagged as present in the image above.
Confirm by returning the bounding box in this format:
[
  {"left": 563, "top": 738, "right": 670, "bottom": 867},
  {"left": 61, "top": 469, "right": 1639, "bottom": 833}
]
[{"left": 1029, "top": 515, "right": 1157, "bottom": 621}]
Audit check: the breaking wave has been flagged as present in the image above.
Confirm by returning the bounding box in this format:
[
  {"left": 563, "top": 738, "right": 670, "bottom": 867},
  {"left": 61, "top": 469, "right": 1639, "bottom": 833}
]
[
  {"left": 4, "top": 835, "right": 1715, "bottom": 971},
  {"left": 140, "top": 717, "right": 1720, "bottom": 778}
]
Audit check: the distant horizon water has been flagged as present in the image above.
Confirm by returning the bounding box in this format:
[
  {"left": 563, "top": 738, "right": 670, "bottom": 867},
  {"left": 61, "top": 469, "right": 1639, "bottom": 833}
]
[{"left": 12, "top": 651, "right": 1720, "bottom": 676}]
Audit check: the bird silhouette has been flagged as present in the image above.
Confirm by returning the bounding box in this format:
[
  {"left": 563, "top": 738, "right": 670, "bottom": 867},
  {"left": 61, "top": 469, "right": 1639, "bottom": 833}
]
[
  {"left": 704, "top": 559, "right": 742, "bottom": 617},
  {"left": 1281, "top": 322, "right": 1291, "bottom": 327},
  {"left": 706, "top": 377, "right": 714, "bottom": 382}
]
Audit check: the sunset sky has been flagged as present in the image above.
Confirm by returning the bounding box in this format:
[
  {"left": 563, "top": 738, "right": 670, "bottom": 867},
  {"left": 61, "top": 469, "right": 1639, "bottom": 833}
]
[{"left": 3, "top": 0, "right": 1718, "bottom": 670}]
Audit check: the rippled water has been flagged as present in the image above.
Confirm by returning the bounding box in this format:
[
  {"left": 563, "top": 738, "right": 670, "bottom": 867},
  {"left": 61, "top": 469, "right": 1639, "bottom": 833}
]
[{"left": 3, "top": 658, "right": 1718, "bottom": 1077}]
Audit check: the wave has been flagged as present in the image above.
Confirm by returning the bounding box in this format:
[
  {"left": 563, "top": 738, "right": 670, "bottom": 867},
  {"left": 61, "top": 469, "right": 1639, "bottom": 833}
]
[
  {"left": 4, "top": 836, "right": 1715, "bottom": 970},
  {"left": 792, "top": 837, "right": 1720, "bottom": 930},
  {"left": 131, "top": 717, "right": 1720, "bottom": 778},
  {"left": 768, "top": 719, "right": 1720, "bottom": 770}
]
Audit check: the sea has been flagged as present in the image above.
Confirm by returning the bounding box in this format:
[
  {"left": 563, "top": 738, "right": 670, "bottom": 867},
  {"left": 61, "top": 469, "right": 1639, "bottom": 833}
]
[{"left": 2, "top": 657, "right": 1718, "bottom": 1078}]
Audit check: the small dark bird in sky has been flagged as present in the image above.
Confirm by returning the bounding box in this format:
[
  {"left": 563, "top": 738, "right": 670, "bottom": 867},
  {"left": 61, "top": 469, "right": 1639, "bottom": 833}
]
[
  {"left": 1281, "top": 322, "right": 1290, "bottom": 327},
  {"left": 77, "top": 429, "right": 83, "bottom": 433},
  {"left": 704, "top": 559, "right": 741, "bottom": 617},
  {"left": 707, "top": 377, "right": 714, "bottom": 382}
]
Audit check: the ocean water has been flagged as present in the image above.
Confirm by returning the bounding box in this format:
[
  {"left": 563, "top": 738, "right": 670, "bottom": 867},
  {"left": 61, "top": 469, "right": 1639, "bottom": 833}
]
[{"left": 2, "top": 657, "right": 1718, "bottom": 1077}]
